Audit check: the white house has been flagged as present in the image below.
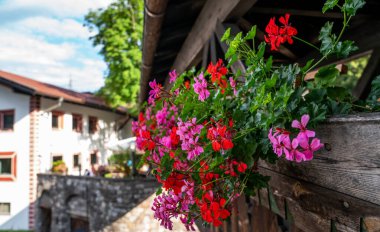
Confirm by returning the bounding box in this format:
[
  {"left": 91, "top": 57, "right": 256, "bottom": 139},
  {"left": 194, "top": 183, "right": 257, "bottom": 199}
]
[{"left": 0, "top": 70, "right": 131, "bottom": 230}]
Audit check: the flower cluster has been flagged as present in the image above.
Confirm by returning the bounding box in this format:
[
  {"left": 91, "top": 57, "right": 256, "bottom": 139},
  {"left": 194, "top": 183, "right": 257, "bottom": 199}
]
[
  {"left": 264, "top": 13, "right": 298, "bottom": 51},
  {"left": 131, "top": 6, "right": 361, "bottom": 229},
  {"left": 177, "top": 118, "right": 204, "bottom": 160},
  {"left": 268, "top": 115, "right": 324, "bottom": 162}
]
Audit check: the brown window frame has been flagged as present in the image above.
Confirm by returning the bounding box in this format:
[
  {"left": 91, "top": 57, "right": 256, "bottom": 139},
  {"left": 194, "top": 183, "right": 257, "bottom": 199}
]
[
  {"left": 0, "top": 152, "right": 17, "bottom": 182},
  {"left": 52, "top": 111, "right": 64, "bottom": 130},
  {"left": 90, "top": 152, "right": 98, "bottom": 165},
  {"left": 73, "top": 153, "right": 81, "bottom": 168},
  {"left": 0, "top": 109, "right": 15, "bottom": 131},
  {"left": 72, "top": 114, "right": 83, "bottom": 133},
  {"left": 88, "top": 116, "right": 98, "bottom": 134}
]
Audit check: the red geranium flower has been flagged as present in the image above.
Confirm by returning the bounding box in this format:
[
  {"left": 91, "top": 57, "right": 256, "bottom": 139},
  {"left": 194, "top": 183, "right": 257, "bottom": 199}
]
[
  {"left": 158, "top": 172, "right": 187, "bottom": 195},
  {"left": 141, "top": 130, "right": 155, "bottom": 150},
  {"left": 196, "top": 191, "right": 230, "bottom": 227},
  {"left": 207, "top": 59, "right": 228, "bottom": 92},
  {"left": 237, "top": 162, "right": 248, "bottom": 173},
  {"left": 264, "top": 13, "right": 297, "bottom": 51},
  {"left": 207, "top": 124, "right": 234, "bottom": 152}
]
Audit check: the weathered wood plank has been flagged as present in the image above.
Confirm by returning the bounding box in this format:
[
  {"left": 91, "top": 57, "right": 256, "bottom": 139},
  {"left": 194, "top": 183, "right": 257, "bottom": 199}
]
[
  {"left": 231, "top": 201, "right": 239, "bottom": 232},
  {"left": 251, "top": 203, "right": 280, "bottom": 232},
  {"left": 258, "top": 166, "right": 380, "bottom": 231},
  {"left": 260, "top": 113, "right": 380, "bottom": 206},
  {"left": 236, "top": 195, "right": 249, "bottom": 232}
]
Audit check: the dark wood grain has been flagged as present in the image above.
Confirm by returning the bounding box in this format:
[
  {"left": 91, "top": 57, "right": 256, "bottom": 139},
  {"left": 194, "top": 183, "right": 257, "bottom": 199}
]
[
  {"left": 252, "top": 203, "right": 280, "bottom": 232},
  {"left": 236, "top": 195, "right": 249, "bottom": 232},
  {"left": 257, "top": 165, "right": 380, "bottom": 231}
]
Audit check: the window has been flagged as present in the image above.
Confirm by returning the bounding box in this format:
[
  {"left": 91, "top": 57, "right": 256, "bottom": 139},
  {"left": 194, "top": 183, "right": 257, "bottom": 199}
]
[
  {"left": 52, "top": 155, "right": 63, "bottom": 163},
  {"left": 0, "top": 152, "right": 16, "bottom": 181},
  {"left": 0, "top": 110, "right": 14, "bottom": 131},
  {"left": 0, "top": 203, "right": 10, "bottom": 215},
  {"left": 73, "top": 154, "right": 80, "bottom": 168},
  {"left": 90, "top": 152, "right": 97, "bottom": 165},
  {"left": 52, "top": 111, "right": 64, "bottom": 129},
  {"left": 88, "top": 116, "right": 98, "bottom": 134},
  {"left": 72, "top": 114, "right": 83, "bottom": 133}
]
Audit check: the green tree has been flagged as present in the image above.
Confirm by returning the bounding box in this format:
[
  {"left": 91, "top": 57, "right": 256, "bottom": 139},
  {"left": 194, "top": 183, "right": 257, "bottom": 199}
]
[{"left": 85, "top": 0, "right": 143, "bottom": 110}]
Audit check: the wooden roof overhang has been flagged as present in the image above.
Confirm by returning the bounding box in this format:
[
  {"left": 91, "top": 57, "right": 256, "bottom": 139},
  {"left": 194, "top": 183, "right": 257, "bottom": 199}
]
[{"left": 140, "top": 0, "right": 380, "bottom": 103}]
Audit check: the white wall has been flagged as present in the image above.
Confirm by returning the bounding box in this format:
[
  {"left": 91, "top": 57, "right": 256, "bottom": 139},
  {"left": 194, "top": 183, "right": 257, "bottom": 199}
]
[
  {"left": 39, "top": 98, "right": 128, "bottom": 175},
  {"left": 0, "top": 85, "right": 30, "bottom": 230}
]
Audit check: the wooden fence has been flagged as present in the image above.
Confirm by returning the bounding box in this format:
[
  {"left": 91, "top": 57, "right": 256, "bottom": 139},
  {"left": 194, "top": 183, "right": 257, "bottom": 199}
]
[{"left": 201, "top": 113, "right": 380, "bottom": 232}]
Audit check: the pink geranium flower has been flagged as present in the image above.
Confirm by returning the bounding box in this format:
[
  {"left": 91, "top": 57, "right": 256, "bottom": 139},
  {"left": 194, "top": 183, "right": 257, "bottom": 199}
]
[
  {"left": 169, "top": 70, "right": 178, "bottom": 83},
  {"left": 299, "top": 137, "right": 323, "bottom": 161},
  {"left": 292, "top": 114, "right": 315, "bottom": 140},
  {"left": 149, "top": 79, "right": 162, "bottom": 99},
  {"left": 193, "top": 72, "right": 210, "bottom": 102},
  {"left": 229, "top": 77, "right": 238, "bottom": 96}
]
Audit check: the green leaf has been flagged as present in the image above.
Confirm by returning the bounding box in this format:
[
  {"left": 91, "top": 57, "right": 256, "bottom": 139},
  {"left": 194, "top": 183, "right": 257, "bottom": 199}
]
[
  {"left": 156, "top": 187, "right": 163, "bottom": 195},
  {"left": 301, "top": 59, "right": 315, "bottom": 73},
  {"left": 335, "top": 40, "right": 358, "bottom": 58},
  {"left": 327, "top": 86, "right": 351, "bottom": 101},
  {"left": 257, "top": 42, "right": 266, "bottom": 59},
  {"left": 315, "top": 65, "right": 340, "bottom": 86},
  {"left": 319, "top": 22, "right": 334, "bottom": 40},
  {"left": 160, "top": 154, "right": 174, "bottom": 180},
  {"left": 221, "top": 28, "right": 231, "bottom": 42},
  {"left": 244, "top": 25, "right": 257, "bottom": 40},
  {"left": 322, "top": 0, "right": 339, "bottom": 13},
  {"left": 343, "top": 0, "right": 366, "bottom": 16}
]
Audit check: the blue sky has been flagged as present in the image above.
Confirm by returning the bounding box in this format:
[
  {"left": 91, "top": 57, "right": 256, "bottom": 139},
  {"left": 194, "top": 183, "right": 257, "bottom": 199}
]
[{"left": 0, "top": 0, "right": 113, "bottom": 92}]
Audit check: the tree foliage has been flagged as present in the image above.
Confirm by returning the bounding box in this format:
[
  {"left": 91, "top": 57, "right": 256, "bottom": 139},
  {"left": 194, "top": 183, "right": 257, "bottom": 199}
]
[{"left": 85, "top": 0, "right": 143, "bottom": 109}]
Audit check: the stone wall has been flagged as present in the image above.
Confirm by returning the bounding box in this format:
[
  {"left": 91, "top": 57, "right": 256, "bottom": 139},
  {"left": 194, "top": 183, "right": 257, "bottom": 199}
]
[{"left": 35, "top": 174, "right": 167, "bottom": 232}]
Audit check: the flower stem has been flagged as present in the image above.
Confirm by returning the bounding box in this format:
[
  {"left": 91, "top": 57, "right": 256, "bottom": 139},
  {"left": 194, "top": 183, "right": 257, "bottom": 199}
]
[{"left": 293, "top": 36, "right": 319, "bottom": 51}]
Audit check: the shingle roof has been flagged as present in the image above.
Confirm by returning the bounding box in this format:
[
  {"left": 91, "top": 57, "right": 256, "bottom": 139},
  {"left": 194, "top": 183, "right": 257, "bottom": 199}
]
[{"left": 0, "top": 70, "right": 127, "bottom": 114}]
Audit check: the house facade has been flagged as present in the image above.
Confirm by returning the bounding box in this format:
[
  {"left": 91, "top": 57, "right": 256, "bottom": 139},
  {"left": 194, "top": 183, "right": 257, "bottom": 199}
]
[{"left": 0, "top": 70, "right": 130, "bottom": 230}]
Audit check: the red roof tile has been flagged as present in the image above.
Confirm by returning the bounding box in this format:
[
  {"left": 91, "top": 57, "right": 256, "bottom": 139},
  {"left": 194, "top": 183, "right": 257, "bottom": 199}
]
[{"left": 0, "top": 70, "right": 126, "bottom": 114}]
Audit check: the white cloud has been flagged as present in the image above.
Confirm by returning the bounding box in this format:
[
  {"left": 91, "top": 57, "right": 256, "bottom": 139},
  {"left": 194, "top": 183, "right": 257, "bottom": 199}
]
[
  {"left": 1, "top": 57, "right": 106, "bottom": 92},
  {"left": 0, "top": 30, "right": 76, "bottom": 65},
  {"left": 19, "top": 17, "right": 90, "bottom": 39},
  {"left": 0, "top": 0, "right": 113, "bottom": 92},
  {"left": 2, "top": 0, "right": 113, "bottom": 19}
]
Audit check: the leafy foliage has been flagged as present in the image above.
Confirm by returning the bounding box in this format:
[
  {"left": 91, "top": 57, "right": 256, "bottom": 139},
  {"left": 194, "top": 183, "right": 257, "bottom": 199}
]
[{"left": 85, "top": 0, "right": 143, "bottom": 109}]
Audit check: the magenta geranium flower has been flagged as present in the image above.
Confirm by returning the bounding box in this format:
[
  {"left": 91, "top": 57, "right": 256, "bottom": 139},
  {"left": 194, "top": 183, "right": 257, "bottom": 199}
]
[
  {"left": 193, "top": 72, "right": 210, "bottom": 101},
  {"left": 229, "top": 77, "right": 237, "bottom": 96},
  {"left": 149, "top": 79, "right": 162, "bottom": 100},
  {"left": 299, "top": 137, "right": 323, "bottom": 161},
  {"left": 169, "top": 70, "right": 178, "bottom": 83},
  {"left": 292, "top": 114, "right": 316, "bottom": 140}
]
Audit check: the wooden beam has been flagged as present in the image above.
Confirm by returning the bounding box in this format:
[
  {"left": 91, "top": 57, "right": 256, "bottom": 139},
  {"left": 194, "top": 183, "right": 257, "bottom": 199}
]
[
  {"left": 353, "top": 47, "right": 380, "bottom": 99},
  {"left": 210, "top": 34, "right": 217, "bottom": 63},
  {"left": 170, "top": 0, "right": 258, "bottom": 83},
  {"left": 249, "top": 7, "right": 344, "bottom": 19},
  {"left": 139, "top": 0, "right": 169, "bottom": 103},
  {"left": 201, "top": 40, "right": 209, "bottom": 68}
]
